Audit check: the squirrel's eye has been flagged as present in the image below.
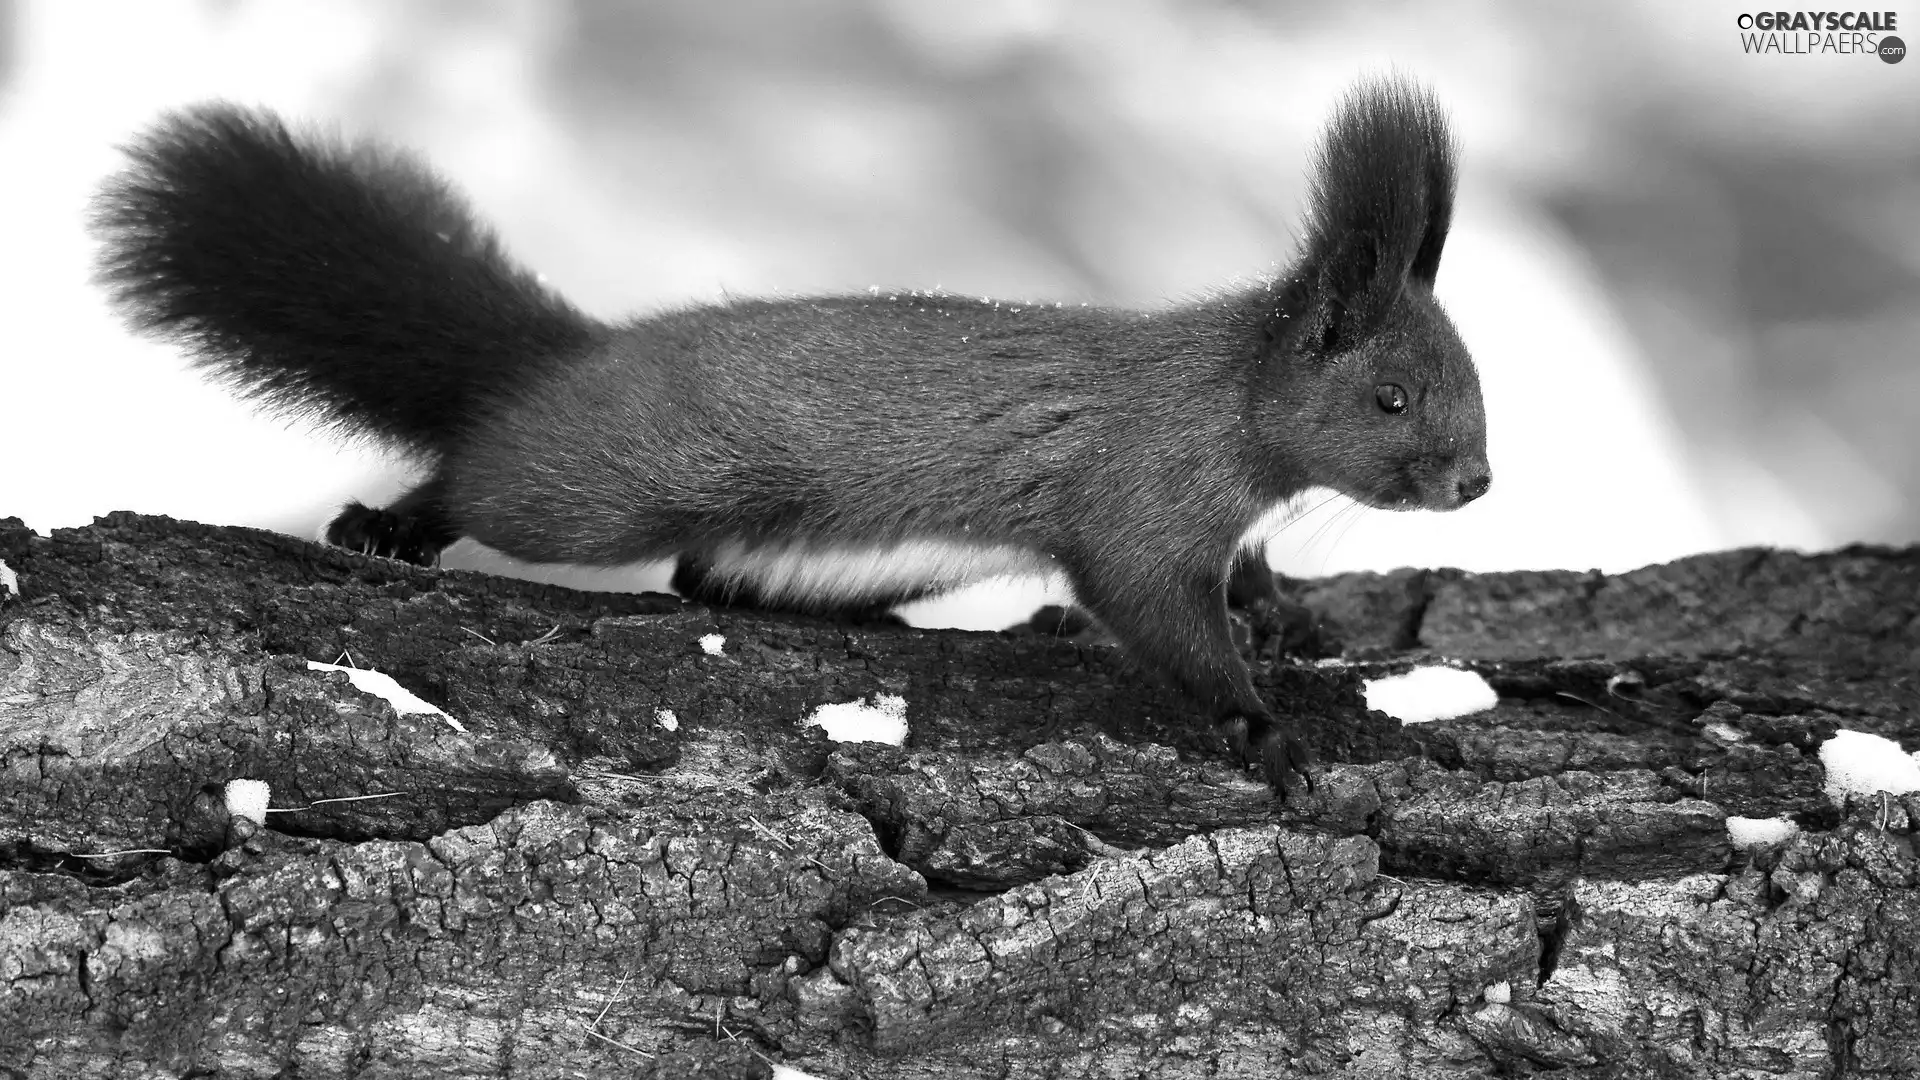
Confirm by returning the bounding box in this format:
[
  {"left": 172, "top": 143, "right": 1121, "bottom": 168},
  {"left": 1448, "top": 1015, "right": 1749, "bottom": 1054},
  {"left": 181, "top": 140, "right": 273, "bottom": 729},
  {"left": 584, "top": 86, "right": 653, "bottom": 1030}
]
[{"left": 1375, "top": 383, "right": 1408, "bottom": 414}]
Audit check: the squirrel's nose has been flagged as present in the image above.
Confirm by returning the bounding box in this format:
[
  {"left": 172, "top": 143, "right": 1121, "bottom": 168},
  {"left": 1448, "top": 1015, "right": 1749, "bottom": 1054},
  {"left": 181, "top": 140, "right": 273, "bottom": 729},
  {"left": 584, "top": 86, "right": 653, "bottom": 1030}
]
[{"left": 1456, "top": 471, "right": 1491, "bottom": 503}]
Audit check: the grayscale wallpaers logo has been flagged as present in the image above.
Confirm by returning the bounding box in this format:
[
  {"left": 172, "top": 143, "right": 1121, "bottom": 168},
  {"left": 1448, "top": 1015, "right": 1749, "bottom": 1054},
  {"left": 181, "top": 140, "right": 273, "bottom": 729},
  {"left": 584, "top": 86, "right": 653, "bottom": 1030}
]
[{"left": 1736, "top": 10, "right": 1904, "bottom": 59}]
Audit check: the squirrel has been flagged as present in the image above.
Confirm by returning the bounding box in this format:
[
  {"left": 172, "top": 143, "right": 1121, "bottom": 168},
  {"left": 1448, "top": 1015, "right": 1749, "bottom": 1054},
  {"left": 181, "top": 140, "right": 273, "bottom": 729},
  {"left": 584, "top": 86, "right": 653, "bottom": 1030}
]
[{"left": 91, "top": 78, "right": 1488, "bottom": 795}]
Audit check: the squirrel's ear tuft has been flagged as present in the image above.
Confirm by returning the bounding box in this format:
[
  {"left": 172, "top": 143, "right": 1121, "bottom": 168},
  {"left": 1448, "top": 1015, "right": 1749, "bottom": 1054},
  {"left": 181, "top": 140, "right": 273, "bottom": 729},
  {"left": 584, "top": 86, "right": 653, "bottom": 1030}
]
[
  {"left": 1266, "top": 233, "right": 1392, "bottom": 360},
  {"left": 1282, "top": 77, "right": 1458, "bottom": 353}
]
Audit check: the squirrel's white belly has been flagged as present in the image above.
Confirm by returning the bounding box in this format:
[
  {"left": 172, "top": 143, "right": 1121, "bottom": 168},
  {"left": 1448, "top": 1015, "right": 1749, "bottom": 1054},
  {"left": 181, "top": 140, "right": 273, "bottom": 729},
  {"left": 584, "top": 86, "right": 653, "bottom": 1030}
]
[{"left": 706, "top": 538, "right": 1056, "bottom": 604}]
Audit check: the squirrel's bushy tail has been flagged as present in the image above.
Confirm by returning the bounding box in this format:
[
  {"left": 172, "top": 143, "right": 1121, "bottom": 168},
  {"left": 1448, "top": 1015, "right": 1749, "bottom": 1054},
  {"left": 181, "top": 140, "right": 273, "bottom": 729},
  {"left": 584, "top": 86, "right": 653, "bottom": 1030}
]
[{"left": 93, "top": 104, "right": 598, "bottom": 456}]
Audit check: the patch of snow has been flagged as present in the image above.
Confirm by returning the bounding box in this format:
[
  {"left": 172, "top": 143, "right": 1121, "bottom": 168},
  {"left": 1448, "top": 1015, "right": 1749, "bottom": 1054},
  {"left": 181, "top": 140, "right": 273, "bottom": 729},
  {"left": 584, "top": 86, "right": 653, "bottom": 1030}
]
[
  {"left": 1819, "top": 729, "right": 1920, "bottom": 804},
  {"left": 804, "top": 694, "right": 909, "bottom": 745},
  {"left": 1726, "top": 815, "right": 1799, "bottom": 848},
  {"left": 306, "top": 660, "right": 468, "bottom": 733},
  {"left": 1363, "top": 666, "right": 1498, "bottom": 724},
  {"left": 223, "top": 778, "right": 271, "bottom": 824},
  {"left": 0, "top": 559, "right": 15, "bottom": 597},
  {"left": 699, "top": 634, "right": 726, "bottom": 656}
]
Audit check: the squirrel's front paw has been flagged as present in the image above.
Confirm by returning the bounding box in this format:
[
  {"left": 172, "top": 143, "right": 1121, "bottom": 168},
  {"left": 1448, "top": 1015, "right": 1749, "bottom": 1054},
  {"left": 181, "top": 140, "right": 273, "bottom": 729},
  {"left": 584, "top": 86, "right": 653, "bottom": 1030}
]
[
  {"left": 324, "top": 502, "right": 441, "bottom": 566},
  {"left": 1221, "top": 711, "right": 1315, "bottom": 796}
]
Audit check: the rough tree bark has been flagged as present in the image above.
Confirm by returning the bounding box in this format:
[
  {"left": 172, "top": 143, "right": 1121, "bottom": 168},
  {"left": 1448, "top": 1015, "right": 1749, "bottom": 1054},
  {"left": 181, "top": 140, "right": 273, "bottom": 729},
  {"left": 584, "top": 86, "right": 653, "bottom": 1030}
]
[{"left": 1, "top": 512, "right": 1916, "bottom": 1079}]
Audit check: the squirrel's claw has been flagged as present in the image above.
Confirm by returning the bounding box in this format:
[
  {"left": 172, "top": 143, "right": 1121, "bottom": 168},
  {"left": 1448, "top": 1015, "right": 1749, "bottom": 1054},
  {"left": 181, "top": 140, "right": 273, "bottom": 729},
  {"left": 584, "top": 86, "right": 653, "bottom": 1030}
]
[
  {"left": 324, "top": 502, "right": 442, "bottom": 566},
  {"left": 1223, "top": 711, "right": 1316, "bottom": 797}
]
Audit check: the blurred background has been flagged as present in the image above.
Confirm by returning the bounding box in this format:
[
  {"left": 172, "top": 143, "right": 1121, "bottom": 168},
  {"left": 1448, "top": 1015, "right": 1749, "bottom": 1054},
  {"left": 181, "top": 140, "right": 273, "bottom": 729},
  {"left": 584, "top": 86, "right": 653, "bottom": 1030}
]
[{"left": 2, "top": 0, "right": 1915, "bottom": 628}]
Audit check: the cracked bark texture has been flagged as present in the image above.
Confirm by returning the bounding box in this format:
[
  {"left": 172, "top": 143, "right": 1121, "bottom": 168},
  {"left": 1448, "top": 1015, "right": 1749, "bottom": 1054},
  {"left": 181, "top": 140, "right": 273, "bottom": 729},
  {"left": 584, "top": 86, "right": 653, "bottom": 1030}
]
[{"left": 1, "top": 513, "right": 1916, "bottom": 1079}]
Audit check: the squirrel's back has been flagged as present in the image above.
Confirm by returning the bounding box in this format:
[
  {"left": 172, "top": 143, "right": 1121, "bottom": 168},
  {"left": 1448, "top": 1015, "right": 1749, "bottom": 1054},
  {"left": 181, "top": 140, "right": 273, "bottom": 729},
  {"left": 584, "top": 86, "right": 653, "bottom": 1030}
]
[
  {"left": 93, "top": 104, "right": 600, "bottom": 455},
  {"left": 450, "top": 293, "right": 1262, "bottom": 564}
]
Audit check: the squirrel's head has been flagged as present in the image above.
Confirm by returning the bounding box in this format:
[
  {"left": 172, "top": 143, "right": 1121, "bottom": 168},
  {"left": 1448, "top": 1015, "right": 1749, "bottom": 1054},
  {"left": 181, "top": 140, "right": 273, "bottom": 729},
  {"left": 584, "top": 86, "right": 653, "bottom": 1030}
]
[{"left": 1252, "top": 78, "right": 1489, "bottom": 514}]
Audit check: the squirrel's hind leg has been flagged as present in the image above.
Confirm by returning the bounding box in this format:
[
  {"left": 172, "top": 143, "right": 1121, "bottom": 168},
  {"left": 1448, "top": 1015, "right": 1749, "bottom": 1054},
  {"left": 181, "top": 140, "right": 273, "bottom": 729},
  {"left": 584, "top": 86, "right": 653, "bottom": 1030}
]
[{"left": 324, "top": 474, "right": 462, "bottom": 566}]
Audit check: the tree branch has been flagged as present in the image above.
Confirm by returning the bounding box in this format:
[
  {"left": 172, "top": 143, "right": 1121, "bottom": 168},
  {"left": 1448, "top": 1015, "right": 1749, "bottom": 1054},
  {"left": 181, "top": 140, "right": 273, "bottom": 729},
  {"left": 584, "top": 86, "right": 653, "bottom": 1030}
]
[{"left": 1, "top": 513, "right": 1915, "bottom": 1077}]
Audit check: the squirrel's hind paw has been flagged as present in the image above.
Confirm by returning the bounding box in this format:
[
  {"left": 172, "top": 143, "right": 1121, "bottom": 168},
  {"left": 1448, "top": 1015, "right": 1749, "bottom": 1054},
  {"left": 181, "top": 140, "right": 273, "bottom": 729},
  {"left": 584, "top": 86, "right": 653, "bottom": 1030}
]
[{"left": 324, "top": 502, "right": 447, "bottom": 566}]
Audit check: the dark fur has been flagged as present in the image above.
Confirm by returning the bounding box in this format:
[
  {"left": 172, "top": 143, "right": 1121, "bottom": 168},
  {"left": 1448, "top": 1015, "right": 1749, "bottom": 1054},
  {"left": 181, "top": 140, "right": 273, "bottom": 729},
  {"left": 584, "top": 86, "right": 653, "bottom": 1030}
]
[
  {"left": 93, "top": 106, "right": 597, "bottom": 454},
  {"left": 93, "top": 79, "right": 1489, "bottom": 794}
]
